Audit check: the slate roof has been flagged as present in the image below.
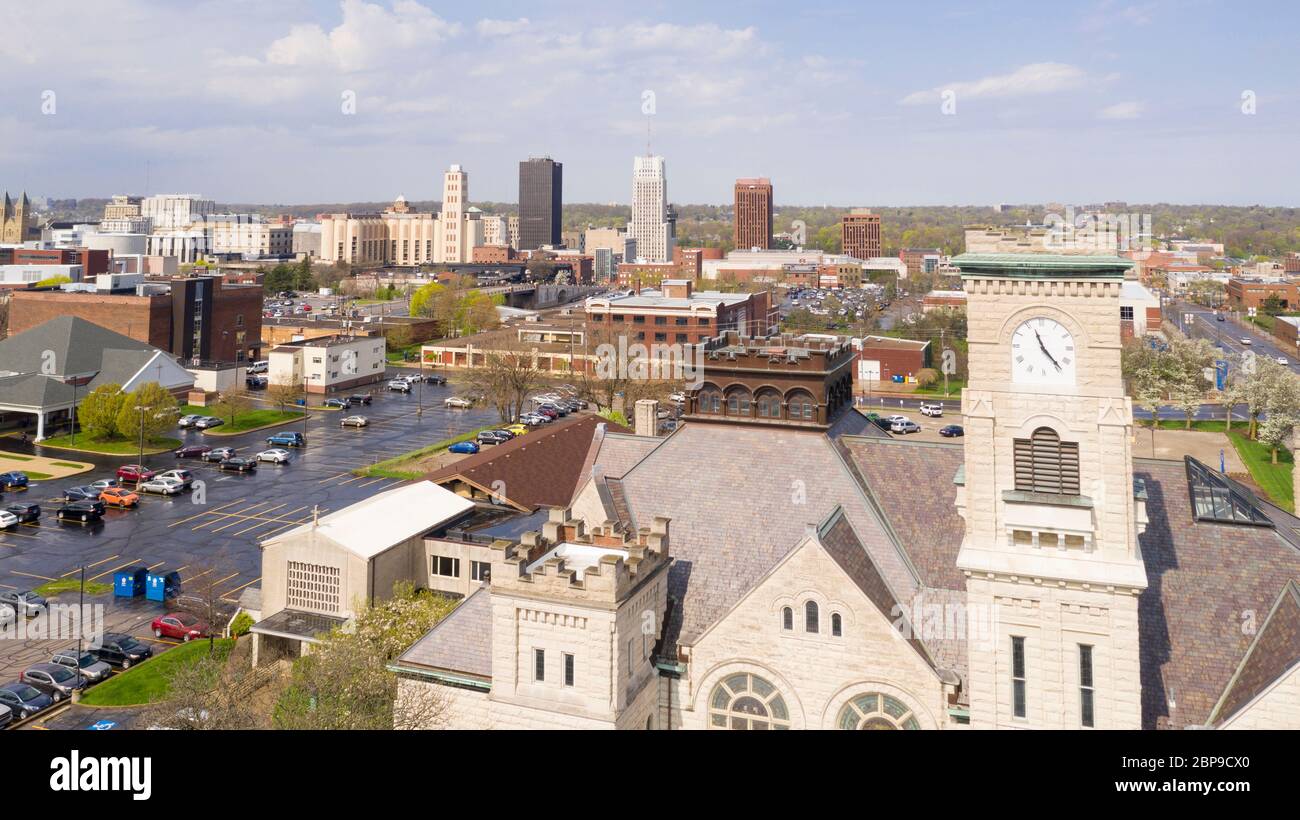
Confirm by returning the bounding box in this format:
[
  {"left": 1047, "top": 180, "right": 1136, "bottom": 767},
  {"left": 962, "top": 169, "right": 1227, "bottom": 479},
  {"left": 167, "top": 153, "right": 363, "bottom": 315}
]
[
  {"left": 396, "top": 586, "right": 493, "bottom": 681},
  {"left": 0, "top": 373, "right": 77, "bottom": 408},
  {"left": 423, "top": 415, "right": 630, "bottom": 511},
  {"left": 614, "top": 423, "right": 923, "bottom": 657},
  {"left": 0, "top": 315, "right": 150, "bottom": 377},
  {"left": 1208, "top": 581, "right": 1300, "bottom": 726}
]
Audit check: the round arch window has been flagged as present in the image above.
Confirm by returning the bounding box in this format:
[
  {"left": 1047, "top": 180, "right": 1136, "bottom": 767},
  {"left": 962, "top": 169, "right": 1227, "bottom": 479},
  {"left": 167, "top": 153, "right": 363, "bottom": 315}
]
[
  {"left": 836, "top": 693, "right": 921, "bottom": 730},
  {"left": 708, "top": 673, "right": 790, "bottom": 730}
]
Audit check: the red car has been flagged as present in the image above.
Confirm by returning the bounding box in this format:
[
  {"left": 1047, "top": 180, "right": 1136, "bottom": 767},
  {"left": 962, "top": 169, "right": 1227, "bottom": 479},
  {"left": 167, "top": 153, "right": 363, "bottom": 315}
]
[
  {"left": 116, "top": 464, "right": 156, "bottom": 483},
  {"left": 151, "top": 612, "right": 208, "bottom": 642}
]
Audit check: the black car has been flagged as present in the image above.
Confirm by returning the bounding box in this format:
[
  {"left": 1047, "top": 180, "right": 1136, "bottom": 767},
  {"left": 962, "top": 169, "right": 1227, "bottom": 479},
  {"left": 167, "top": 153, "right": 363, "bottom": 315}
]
[
  {"left": 63, "top": 485, "right": 101, "bottom": 502},
  {"left": 92, "top": 634, "right": 153, "bottom": 669},
  {"left": 0, "top": 682, "right": 53, "bottom": 719},
  {"left": 347, "top": 394, "right": 373, "bottom": 405},
  {"left": 939, "top": 425, "right": 965, "bottom": 438},
  {"left": 174, "top": 444, "right": 212, "bottom": 459},
  {"left": 323, "top": 398, "right": 350, "bottom": 409},
  {"left": 218, "top": 457, "right": 257, "bottom": 473},
  {"left": 56, "top": 501, "right": 104, "bottom": 523},
  {"left": 476, "top": 430, "right": 511, "bottom": 445},
  {"left": 424, "top": 374, "right": 446, "bottom": 385},
  {"left": 5, "top": 502, "right": 40, "bottom": 522}
]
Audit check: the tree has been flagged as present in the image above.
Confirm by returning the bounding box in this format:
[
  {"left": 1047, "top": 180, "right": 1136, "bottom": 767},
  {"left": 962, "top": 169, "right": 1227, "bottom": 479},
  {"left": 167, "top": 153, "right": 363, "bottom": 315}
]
[
  {"left": 1257, "top": 411, "right": 1298, "bottom": 465},
  {"left": 410, "top": 282, "right": 446, "bottom": 319},
  {"left": 79, "top": 383, "right": 126, "bottom": 439},
  {"left": 465, "top": 339, "right": 544, "bottom": 422},
  {"left": 114, "top": 382, "right": 178, "bottom": 442},
  {"left": 1166, "top": 338, "right": 1217, "bottom": 429},
  {"left": 213, "top": 390, "right": 252, "bottom": 425},
  {"left": 140, "top": 643, "right": 271, "bottom": 730},
  {"left": 386, "top": 323, "right": 414, "bottom": 353},
  {"left": 272, "top": 582, "right": 455, "bottom": 730},
  {"left": 263, "top": 263, "right": 296, "bottom": 294},
  {"left": 293, "top": 256, "right": 315, "bottom": 291},
  {"left": 1240, "top": 355, "right": 1294, "bottom": 440},
  {"left": 267, "top": 380, "right": 303, "bottom": 414}
]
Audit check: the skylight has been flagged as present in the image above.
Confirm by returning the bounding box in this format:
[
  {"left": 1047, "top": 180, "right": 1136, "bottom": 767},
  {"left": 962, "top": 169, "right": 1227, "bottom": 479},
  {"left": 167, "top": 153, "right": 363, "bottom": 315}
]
[{"left": 1184, "top": 457, "right": 1274, "bottom": 527}]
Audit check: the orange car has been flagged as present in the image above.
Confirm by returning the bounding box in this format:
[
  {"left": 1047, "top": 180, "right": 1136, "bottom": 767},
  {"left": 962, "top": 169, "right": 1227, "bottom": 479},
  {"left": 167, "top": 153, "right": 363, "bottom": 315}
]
[{"left": 99, "top": 487, "right": 140, "bottom": 509}]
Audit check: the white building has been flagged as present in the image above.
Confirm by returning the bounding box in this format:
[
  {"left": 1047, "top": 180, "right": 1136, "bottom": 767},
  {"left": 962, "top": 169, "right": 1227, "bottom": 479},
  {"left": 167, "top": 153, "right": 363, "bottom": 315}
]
[
  {"left": 206, "top": 215, "right": 294, "bottom": 259},
  {"left": 441, "top": 165, "right": 468, "bottom": 263},
  {"left": 268, "top": 334, "right": 387, "bottom": 393},
  {"left": 140, "top": 194, "right": 216, "bottom": 230},
  {"left": 0, "top": 264, "right": 82, "bottom": 285},
  {"left": 627, "top": 155, "right": 673, "bottom": 263}
]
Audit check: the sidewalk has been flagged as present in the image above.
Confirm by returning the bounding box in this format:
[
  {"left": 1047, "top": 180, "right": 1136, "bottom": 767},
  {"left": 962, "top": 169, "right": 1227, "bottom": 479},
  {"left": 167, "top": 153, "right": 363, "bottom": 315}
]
[{"left": 0, "top": 449, "right": 94, "bottom": 479}]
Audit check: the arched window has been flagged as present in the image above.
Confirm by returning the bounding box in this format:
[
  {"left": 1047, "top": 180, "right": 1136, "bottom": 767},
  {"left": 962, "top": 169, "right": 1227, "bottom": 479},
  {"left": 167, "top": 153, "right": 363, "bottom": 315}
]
[
  {"left": 1013, "top": 426, "right": 1081, "bottom": 495},
  {"left": 782, "top": 606, "right": 793, "bottom": 630},
  {"left": 786, "top": 390, "right": 816, "bottom": 421},
  {"left": 697, "top": 386, "right": 722, "bottom": 414},
  {"left": 805, "top": 601, "right": 819, "bottom": 633},
  {"left": 708, "top": 673, "right": 790, "bottom": 730},
  {"left": 831, "top": 613, "right": 842, "bottom": 637},
  {"left": 756, "top": 388, "right": 783, "bottom": 419},
  {"left": 724, "top": 387, "right": 752, "bottom": 416},
  {"left": 836, "top": 693, "right": 921, "bottom": 730}
]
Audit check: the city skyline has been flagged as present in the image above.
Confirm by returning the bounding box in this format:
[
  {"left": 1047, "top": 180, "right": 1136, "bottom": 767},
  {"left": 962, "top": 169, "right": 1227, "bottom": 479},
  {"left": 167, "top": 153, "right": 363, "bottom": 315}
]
[{"left": 2, "top": 1, "right": 1298, "bottom": 207}]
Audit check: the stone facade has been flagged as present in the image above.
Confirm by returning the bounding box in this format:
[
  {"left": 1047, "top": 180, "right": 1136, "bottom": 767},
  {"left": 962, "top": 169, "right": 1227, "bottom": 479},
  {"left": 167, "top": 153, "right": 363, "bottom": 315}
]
[{"left": 1219, "top": 665, "right": 1300, "bottom": 729}]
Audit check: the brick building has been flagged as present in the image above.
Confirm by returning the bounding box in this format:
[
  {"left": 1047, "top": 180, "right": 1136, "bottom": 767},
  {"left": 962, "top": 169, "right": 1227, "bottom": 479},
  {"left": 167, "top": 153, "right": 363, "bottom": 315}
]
[
  {"left": 733, "top": 178, "right": 773, "bottom": 250},
  {"left": 0, "top": 247, "right": 110, "bottom": 277},
  {"left": 586, "top": 280, "right": 773, "bottom": 345},
  {"left": 841, "top": 209, "right": 881, "bottom": 260},
  {"left": 673, "top": 246, "right": 723, "bottom": 279},
  {"left": 8, "top": 274, "right": 263, "bottom": 363},
  {"left": 1225, "top": 278, "right": 1300, "bottom": 310},
  {"left": 854, "top": 335, "right": 931, "bottom": 385},
  {"left": 900, "top": 248, "right": 942, "bottom": 277}
]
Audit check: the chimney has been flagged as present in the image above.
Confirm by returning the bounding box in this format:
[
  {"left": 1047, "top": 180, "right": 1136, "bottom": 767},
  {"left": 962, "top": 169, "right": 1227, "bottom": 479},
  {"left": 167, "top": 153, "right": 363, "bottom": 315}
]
[{"left": 635, "top": 398, "right": 659, "bottom": 437}]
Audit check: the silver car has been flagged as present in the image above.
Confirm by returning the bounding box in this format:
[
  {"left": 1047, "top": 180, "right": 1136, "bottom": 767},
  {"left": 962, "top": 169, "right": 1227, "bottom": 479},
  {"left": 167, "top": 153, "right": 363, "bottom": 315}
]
[
  {"left": 50, "top": 649, "right": 113, "bottom": 683},
  {"left": 0, "top": 590, "right": 47, "bottom": 618}
]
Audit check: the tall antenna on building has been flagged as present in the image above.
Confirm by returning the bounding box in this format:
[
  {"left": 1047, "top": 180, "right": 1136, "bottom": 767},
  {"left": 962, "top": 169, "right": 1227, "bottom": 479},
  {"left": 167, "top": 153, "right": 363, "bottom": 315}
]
[{"left": 646, "top": 118, "right": 653, "bottom": 157}]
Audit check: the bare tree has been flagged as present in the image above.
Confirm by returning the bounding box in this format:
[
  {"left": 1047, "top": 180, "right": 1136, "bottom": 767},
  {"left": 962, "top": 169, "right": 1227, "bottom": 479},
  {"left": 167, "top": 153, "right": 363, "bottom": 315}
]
[
  {"left": 213, "top": 390, "right": 252, "bottom": 426},
  {"left": 267, "top": 380, "right": 303, "bottom": 414},
  {"left": 465, "top": 339, "right": 544, "bottom": 422}
]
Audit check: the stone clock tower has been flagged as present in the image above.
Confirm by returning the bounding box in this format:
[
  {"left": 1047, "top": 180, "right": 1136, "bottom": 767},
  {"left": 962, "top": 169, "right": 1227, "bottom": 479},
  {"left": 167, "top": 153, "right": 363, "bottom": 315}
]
[{"left": 952, "top": 253, "right": 1148, "bottom": 730}]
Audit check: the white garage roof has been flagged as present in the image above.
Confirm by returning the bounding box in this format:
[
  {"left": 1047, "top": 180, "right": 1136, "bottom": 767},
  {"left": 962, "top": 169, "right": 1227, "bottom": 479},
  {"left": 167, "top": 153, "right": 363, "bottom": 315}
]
[{"left": 263, "top": 480, "right": 475, "bottom": 559}]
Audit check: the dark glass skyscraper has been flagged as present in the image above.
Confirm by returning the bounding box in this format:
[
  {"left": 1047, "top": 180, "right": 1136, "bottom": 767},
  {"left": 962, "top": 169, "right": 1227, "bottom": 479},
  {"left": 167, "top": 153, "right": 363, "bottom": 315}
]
[{"left": 518, "top": 157, "right": 562, "bottom": 250}]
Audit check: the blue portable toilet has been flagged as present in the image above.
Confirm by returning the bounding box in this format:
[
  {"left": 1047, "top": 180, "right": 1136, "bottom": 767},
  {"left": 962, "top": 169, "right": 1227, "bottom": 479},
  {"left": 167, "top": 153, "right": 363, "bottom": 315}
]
[
  {"left": 113, "top": 565, "right": 148, "bottom": 598},
  {"left": 145, "top": 571, "right": 180, "bottom": 602}
]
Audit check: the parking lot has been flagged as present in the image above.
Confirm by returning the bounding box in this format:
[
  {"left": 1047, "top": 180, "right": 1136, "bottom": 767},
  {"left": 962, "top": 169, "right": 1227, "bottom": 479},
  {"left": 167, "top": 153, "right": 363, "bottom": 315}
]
[{"left": 0, "top": 369, "right": 502, "bottom": 689}]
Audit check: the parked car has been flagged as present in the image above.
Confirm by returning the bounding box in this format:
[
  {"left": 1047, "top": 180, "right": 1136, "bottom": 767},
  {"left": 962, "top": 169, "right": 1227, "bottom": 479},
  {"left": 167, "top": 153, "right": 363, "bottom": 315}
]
[
  {"left": 99, "top": 487, "right": 140, "bottom": 508},
  {"left": 177, "top": 414, "right": 204, "bottom": 428},
  {"left": 0, "top": 510, "right": 17, "bottom": 530},
  {"left": 668, "top": 392, "right": 687, "bottom": 404},
  {"left": 0, "top": 682, "right": 53, "bottom": 719},
  {"left": 5, "top": 502, "right": 40, "bottom": 523},
  {"left": 476, "top": 430, "right": 511, "bottom": 445},
  {"left": 520, "top": 414, "right": 547, "bottom": 426},
  {"left": 348, "top": 394, "right": 373, "bottom": 405},
  {"left": 89, "top": 478, "right": 118, "bottom": 491},
  {"left": 340, "top": 415, "right": 369, "bottom": 428},
  {"left": 21, "top": 662, "right": 86, "bottom": 701},
  {"left": 0, "top": 703, "right": 10, "bottom": 729},
  {"left": 50, "top": 650, "right": 112, "bottom": 684},
  {"left": 174, "top": 444, "right": 212, "bottom": 459},
  {"left": 202, "top": 447, "right": 236, "bottom": 463},
  {"left": 448, "top": 440, "right": 480, "bottom": 455},
  {"left": 1279, "top": 357, "right": 1290, "bottom": 366},
  {"left": 504, "top": 424, "right": 529, "bottom": 437},
  {"left": 139, "top": 476, "right": 185, "bottom": 496},
  {"left": 424, "top": 374, "right": 447, "bottom": 385},
  {"left": 266, "top": 432, "right": 306, "bottom": 447},
  {"left": 939, "top": 425, "right": 965, "bottom": 438},
  {"left": 63, "top": 485, "right": 101, "bottom": 502},
  {"left": 388, "top": 380, "right": 412, "bottom": 393},
  {"left": 1216, "top": 313, "right": 1226, "bottom": 322},
  {"left": 323, "top": 398, "right": 350, "bottom": 409},
  {"left": 0, "top": 590, "right": 47, "bottom": 618},
  {"left": 890, "top": 419, "right": 921, "bottom": 434},
  {"left": 217, "top": 457, "right": 257, "bottom": 473},
  {"left": 92, "top": 634, "right": 153, "bottom": 669},
  {"left": 56, "top": 501, "right": 104, "bottom": 523},
  {"left": 0, "top": 471, "right": 29, "bottom": 490},
  {"left": 155, "top": 469, "right": 194, "bottom": 489},
  {"left": 1240, "top": 338, "right": 1252, "bottom": 346},
  {"left": 919, "top": 403, "right": 944, "bottom": 417},
  {"left": 151, "top": 612, "right": 209, "bottom": 642},
  {"left": 115, "top": 464, "right": 155, "bottom": 483},
  {"left": 193, "top": 416, "right": 225, "bottom": 429},
  {"left": 245, "top": 375, "right": 268, "bottom": 390},
  {"left": 257, "top": 449, "right": 291, "bottom": 464},
  {"left": 444, "top": 396, "right": 472, "bottom": 408}
]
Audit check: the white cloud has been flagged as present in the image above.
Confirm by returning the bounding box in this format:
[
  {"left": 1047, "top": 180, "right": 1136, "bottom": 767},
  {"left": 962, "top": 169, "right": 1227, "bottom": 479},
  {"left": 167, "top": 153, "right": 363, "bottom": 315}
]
[
  {"left": 901, "top": 62, "right": 1088, "bottom": 105},
  {"left": 476, "top": 18, "right": 530, "bottom": 37},
  {"left": 265, "top": 0, "right": 461, "bottom": 72},
  {"left": 1098, "top": 100, "right": 1144, "bottom": 119}
]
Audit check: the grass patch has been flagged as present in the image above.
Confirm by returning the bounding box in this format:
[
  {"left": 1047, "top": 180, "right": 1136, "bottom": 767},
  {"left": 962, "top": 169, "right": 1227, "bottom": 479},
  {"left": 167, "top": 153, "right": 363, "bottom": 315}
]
[
  {"left": 1228, "top": 431, "right": 1294, "bottom": 513},
  {"left": 353, "top": 424, "right": 499, "bottom": 478},
  {"left": 912, "top": 378, "right": 967, "bottom": 397},
  {"left": 78, "top": 638, "right": 235, "bottom": 707},
  {"left": 1145, "top": 419, "right": 1231, "bottom": 432},
  {"left": 1, "top": 453, "right": 32, "bottom": 461},
  {"left": 181, "top": 406, "right": 304, "bottom": 434},
  {"left": 19, "top": 470, "right": 51, "bottom": 480},
  {"left": 33, "top": 578, "right": 113, "bottom": 597},
  {"left": 51, "top": 461, "right": 85, "bottom": 469},
  {"left": 37, "top": 434, "right": 182, "bottom": 455}
]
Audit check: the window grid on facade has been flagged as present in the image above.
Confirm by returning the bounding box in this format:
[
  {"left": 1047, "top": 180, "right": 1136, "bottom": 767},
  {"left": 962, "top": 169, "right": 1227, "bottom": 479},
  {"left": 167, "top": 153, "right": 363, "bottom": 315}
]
[
  {"left": 534, "top": 648, "right": 545, "bottom": 682},
  {"left": 286, "top": 561, "right": 340, "bottom": 613},
  {"left": 1080, "top": 644, "right": 1095, "bottom": 728},
  {"left": 432, "top": 556, "right": 461, "bottom": 578},
  {"left": 805, "top": 601, "right": 819, "bottom": 633},
  {"left": 1014, "top": 427, "right": 1080, "bottom": 495},
  {"left": 564, "top": 653, "right": 575, "bottom": 687},
  {"left": 782, "top": 606, "right": 793, "bottom": 630},
  {"left": 1012, "top": 636, "right": 1027, "bottom": 718}
]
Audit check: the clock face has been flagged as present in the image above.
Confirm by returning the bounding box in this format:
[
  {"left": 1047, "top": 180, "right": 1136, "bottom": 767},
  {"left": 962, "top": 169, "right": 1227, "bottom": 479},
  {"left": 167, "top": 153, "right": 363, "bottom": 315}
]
[{"left": 1011, "top": 317, "right": 1076, "bottom": 385}]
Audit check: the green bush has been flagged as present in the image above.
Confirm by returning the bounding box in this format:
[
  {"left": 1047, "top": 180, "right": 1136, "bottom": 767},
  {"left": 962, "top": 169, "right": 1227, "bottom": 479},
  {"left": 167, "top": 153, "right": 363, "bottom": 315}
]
[{"left": 230, "top": 611, "right": 255, "bottom": 637}]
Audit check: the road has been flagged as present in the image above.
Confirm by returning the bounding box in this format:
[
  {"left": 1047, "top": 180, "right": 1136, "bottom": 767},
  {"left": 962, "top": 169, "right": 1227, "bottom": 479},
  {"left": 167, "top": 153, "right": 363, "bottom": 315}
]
[{"left": 1171, "top": 299, "right": 1299, "bottom": 371}]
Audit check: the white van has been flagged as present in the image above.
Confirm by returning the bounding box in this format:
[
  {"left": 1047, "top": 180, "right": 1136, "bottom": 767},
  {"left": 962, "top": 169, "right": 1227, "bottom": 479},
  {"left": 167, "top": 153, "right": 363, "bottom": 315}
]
[
  {"left": 248, "top": 360, "right": 269, "bottom": 374},
  {"left": 920, "top": 403, "right": 944, "bottom": 417}
]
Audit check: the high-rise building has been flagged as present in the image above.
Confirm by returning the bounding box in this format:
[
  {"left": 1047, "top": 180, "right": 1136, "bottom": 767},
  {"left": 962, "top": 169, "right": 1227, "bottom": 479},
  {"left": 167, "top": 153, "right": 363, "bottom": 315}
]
[
  {"left": 140, "top": 194, "right": 216, "bottom": 230},
  {"left": 518, "top": 157, "right": 562, "bottom": 250},
  {"left": 441, "top": 165, "right": 468, "bottom": 263},
  {"left": 627, "top": 155, "right": 673, "bottom": 263},
  {"left": 841, "top": 209, "right": 881, "bottom": 259},
  {"left": 733, "top": 178, "right": 773, "bottom": 250}
]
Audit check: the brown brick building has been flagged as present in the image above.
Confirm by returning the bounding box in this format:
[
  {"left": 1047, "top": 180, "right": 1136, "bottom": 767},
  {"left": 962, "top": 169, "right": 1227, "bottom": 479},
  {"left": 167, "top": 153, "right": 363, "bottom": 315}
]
[
  {"left": 733, "top": 178, "right": 773, "bottom": 250},
  {"left": 1225, "top": 278, "right": 1300, "bottom": 310},
  {"left": 9, "top": 275, "right": 263, "bottom": 363},
  {"left": 0, "top": 247, "right": 110, "bottom": 277},
  {"left": 854, "top": 335, "right": 931, "bottom": 386},
  {"left": 841, "top": 209, "right": 881, "bottom": 259}
]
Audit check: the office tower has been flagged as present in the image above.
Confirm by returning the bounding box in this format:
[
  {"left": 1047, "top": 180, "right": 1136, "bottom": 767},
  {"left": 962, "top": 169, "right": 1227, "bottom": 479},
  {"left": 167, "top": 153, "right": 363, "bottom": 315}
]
[
  {"left": 841, "top": 208, "right": 881, "bottom": 259},
  {"left": 518, "top": 157, "right": 563, "bottom": 250},
  {"left": 627, "top": 155, "right": 673, "bottom": 263},
  {"left": 441, "top": 164, "right": 468, "bottom": 263},
  {"left": 733, "top": 178, "right": 773, "bottom": 250}
]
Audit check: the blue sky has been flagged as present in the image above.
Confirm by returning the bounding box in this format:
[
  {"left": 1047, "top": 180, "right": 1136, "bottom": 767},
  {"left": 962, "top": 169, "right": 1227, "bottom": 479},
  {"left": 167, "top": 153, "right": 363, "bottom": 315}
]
[{"left": 1, "top": 0, "right": 1297, "bottom": 206}]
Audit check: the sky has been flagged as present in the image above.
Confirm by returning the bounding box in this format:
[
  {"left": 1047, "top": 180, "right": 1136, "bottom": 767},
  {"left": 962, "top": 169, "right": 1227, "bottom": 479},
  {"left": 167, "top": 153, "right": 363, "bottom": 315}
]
[{"left": 1, "top": 0, "right": 1298, "bottom": 207}]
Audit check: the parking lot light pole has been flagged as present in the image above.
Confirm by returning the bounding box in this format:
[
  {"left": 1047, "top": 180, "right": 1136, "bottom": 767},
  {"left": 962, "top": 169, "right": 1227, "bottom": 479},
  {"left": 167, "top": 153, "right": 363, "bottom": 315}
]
[{"left": 135, "top": 405, "right": 146, "bottom": 484}]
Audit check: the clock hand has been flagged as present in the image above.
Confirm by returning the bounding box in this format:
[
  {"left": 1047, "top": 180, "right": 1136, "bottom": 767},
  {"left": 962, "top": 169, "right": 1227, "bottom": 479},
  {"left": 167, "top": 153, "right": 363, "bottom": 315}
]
[{"left": 1034, "top": 329, "right": 1062, "bottom": 371}]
